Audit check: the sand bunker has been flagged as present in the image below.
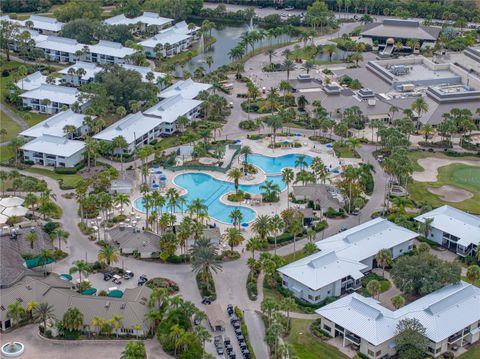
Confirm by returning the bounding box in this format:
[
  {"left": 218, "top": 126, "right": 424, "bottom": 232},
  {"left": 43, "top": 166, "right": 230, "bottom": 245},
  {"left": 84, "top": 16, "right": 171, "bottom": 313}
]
[
  {"left": 412, "top": 157, "right": 480, "bottom": 182},
  {"left": 427, "top": 185, "right": 473, "bottom": 202}
]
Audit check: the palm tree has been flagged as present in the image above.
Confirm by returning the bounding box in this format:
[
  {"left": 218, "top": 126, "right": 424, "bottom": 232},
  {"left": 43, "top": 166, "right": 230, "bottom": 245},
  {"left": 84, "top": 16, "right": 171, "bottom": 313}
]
[
  {"left": 282, "top": 59, "right": 295, "bottom": 80},
  {"left": 165, "top": 187, "right": 181, "bottom": 214},
  {"left": 62, "top": 307, "right": 84, "bottom": 332},
  {"left": 229, "top": 209, "right": 243, "bottom": 230},
  {"left": 265, "top": 48, "right": 275, "bottom": 69},
  {"left": 112, "top": 314, "right": 123, "bottom": 338},
  {"left": 266, "top": 115, "right": 283, "bottom": 147},
  {"left": 190, "top": 238, "right": 223, "bottom": 293},
  {"left": 375, "top": 249, "right": 392, "bottom": 277},
  {"left": 240, "top": 145, "right": 253, "bottom": 165},
  {"left": 228, "top": 168, "right": 242, "bottom": 194},
  {"left": 279, "top": 80, "right": 292, "bottom": 107},
  {"left": 69, "top": 260, "right": 92, "bottom": 283},
  {"left": 419, "top": 217, "right": 434, "bottom": 239},
  {"left": 412, "top": 97, "right": 429, "bottom": 127},
  {"left": 121, "top": 341, "right": 146, "bottom": 359},
  {"left": 97, "top": 244, "right": 120, "bottom": 266},
  {"left": 91, "top": 316, "right": 104, "bottom": 335},
  {"left": 323, "top": 44, "right": 338, "bottom": 61},
  {"left": 246, "top": 236, "right": 263, "bottom": 259},
  {"left": 252, "top": 214, "right": 271, "bottom": 241},
  {"left": 222, "top": 227, "right": 245, "bottom": 252},
  {"left": 467, "top": 265, "right": 480, "bottom": 284},
  {"left": 114, "top": 193, "right": 130, "bottom": 213},
  {"left": 391, "top": 295, "right": 406, "bottom": 309},
  {"left": 38, "top": 249, "right": 54, "bottom": 276},
  {"left": 282, "top": 168, "right": 294, "bottom": 208},
  {"left": 25, "top": 231, "right": 38, "bottom": 249},
  {"left": 366, "top": 280, "right": 381, "bottom": 299},
  {"left": 421, "top": 123, "right": 435, "bottom": 144},
  {"left": 294, "top": 154, "right": 308, "bottom": 170},
  {"left": 7, "top": 300, "right": 25, "bottom": 327},
  {"left": 260, "top": 180, "right": 280, "bottom": 202},
  {"left": 269, "top": 215, "right": 284, "bottom": 255},
  {"left": 51, "top": 227, "right": 69, "bottom": 250},
  {"left": 205, "top": 55, "right": 214, "bottom": 72},
  {"left": 289, "top": 218, "right": 304, "bottom": 259},
  {"left": 33, "top": 302, "right": 55, "bottom": 332}
]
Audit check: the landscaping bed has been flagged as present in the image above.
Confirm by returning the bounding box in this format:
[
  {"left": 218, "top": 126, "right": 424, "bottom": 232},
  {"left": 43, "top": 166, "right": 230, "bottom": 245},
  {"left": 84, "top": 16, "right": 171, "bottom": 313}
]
[{"left": 145, "top": 277, "right": 179, "bottom": 295}]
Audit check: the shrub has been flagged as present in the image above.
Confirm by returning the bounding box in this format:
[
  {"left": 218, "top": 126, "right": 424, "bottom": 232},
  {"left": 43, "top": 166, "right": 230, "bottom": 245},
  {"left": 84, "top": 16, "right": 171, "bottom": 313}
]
[
  {"left": 246, "top": 270, "right": 259, "bottom": 301},
  {"left": 98, "top": 290, "right": 108, "bottom": 296},
  {"left": 267, "top": 232, "right": 293, "bottom": 245},
  {"left": 196, "top": 272, "right": 216, "bottom": 301},
  {"left": 312, "top": 221, "right": 328, "bottom": 233},
  {"left": 43, "top": 221, "right": 60, "bottom": 235},
  {"left": 2, "top": 69, "right": 10, "bottom": 77},
  {"left": 222, "top": 250, "right": 240, "bottom": 260},
  {"left": 166, "top": 254, "right": 190, "bottom": 263},
  {"left": 239, "top": 119, "right": 259, "bottom": 130},
  {"left": 325, "top": 207, "right": 347, "bottom": 218}
]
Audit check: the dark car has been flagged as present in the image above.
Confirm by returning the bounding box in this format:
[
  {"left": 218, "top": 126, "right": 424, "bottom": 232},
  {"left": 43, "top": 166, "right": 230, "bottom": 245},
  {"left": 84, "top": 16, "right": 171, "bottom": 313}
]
[
  {"left": 242, "top": 353, "right": 250, "bottom": 359},
  {"left": 137, "top": 275, "right": 148, "bottom": 286},
  {"left": 201, "top": 297, "right": 211, "bottom": 305},
  {"left": 237, "top": 334, "right": 244, "bottom": 342},
  {"left": 224, "top": 337, "right": 231, "bottom": 345},
  {"left": 229, "top": 353, "right": 236, "bottom": 359},
  {"left": 215, "top": 345, "right": 224, "bottom": 355},
  {"left": 227, "top": 304, "right": 234, "bottom": 316},
  {"left": 230, "top": 316, "right": 239, "bottom": 324},
  {"left": 123, "top": 270, "right": 134, "bottom": 280},
  {"left": 239, "top": 342, "right": 247, "bottom": 350},
  {"left": 103, "top": 272, "right": 112, "bottom": 281},
  {"left": 225, "top": 343, "right": 233, "bottom": 353},
  {"left": 233, "top": 321, "right": 241, "bottom": 329}
]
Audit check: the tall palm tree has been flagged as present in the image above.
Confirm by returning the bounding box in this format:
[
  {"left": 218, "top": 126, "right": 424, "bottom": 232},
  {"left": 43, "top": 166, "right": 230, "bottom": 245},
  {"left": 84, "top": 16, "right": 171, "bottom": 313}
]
[
  {"left": 252, "top": 214, "right": 271, "bottom": 241},
  {"left": 282, "top": 168, "right": 295, "bottom": 208},
  {"left": 266, "top": 115, "right": 283, "bottom": 147},
  {"left": 176, "top": 217, "right": 192, "bottom": 255},
  {"left": 240, "top": 146, "right": 253, "bottom": 165},
  {"left": 260, "top": 180, "right": 280, "bottom": 202},
  {"left": 412, "top": 97, "right": 429, "bottom": 128},
  {"left": 69, "top": 260, "right": 92, "bottom": 283},
  {"left": 228, "top": 168, "right": 243, "bottom": 194},
  {"left": 7, "top": 300, "right": 25, "bottom": 327},
  {"left": 25, "top": 231, "right": 38, "bottom": 249},
  {"left": 112, "top": 314, "right": 124, "bottom": 338},
  {"left": 222, "top": 227, "right": 245, "bottom": 252},
  {"left": 33, "top": 302, "right": 55, "bottom": 332},
  {"left": 246, "top": 236, "right": 263, "bottom": 259},
  {"left": 289, "top": 217, "right": 304, "bottom": 259},
  {"left": 165, "top": 188, "right": 181, "bottom": 214},
  {"left": 282, "top": 58, "right": 295, "bottom": 80},
  {"left": 419, "top": 217, "right": 434, "bottom": 239},
  {"left": 62, "top": 307, "right": 84, "bottom": 332},
  {"left": 190, "top": 238, "right": 223, "bottom": 293},
  {"left": 269, "top": 215, "right": 284, "bottom": 255},
  {"left": 97, "top": 244, "right": 120, "bottom": 266},
  {"left": 229, "top": 209, "right": 243, "bottom": 230},
  {"left": 114, "top": 193, "right": 130, "bottom": 213},
  {"left": 375, "top": 249, "right": 392, "bottom": 277}
]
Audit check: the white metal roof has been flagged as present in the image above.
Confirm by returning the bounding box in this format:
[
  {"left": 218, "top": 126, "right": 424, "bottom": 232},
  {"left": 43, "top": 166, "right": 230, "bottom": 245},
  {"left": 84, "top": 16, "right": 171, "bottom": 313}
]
[
  {"left": 21, "top": 15, "right": 64, "bottom": 32},
  {"left": 35, "top": 35, "right": 83, "bottom": 54},
  {"left": 415, "top": 205, "right": 480, "bottom": 247},
  {"left": 20, "top": 110, "right": 93, "bottom": 139},
  {"left": 94, "top": 96, "right": 201, "bottom": 144},
  {"left": 104, "top": 12, "right": 172, "bottom": 27},
  {"left": 316, "top": 281, "right": 480, "bottom": 345},
  {"left": 19, "top": 84, "right": 82, "bottom": 105},
  {"left": 119, "top": 63, "right": 165, "bottom": 83},
  {"left": 143, "top": 94, "right": 202, "bottom": 122},
  {"left": 159, "top": 79, "right": 212, "bottom": 99},
  {"left": 88, "top": 40, "right": 136, "bottom": 58},
  {"left": 93, "top": 112, "right": 157, "bottom": 144},
  {"left": 22, "top": 134, "right": 85, "bottom": 157},
  {"left": 58, "top": 61, "right": 102, "bottom": 81},
  {"left": 316, "top": 218, "right": 418, "bottom": 262},
  {"left": 139, "top": 26, "right": 191, "bottom": 48},
  {"left": 278, "top": 251, "right": 367, "bottom": 290},
  {"left": 15, "top": 71, "right": 48, "bottom": 91}
]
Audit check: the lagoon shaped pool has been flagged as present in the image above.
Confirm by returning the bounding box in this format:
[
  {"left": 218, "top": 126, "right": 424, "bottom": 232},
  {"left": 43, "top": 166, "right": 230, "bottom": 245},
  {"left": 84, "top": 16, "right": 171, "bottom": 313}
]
[
  {"left": 134, "top": 153, "right": 312, "bottom": 223},
  {"left": 247, "top": 153, "right": 313, "bottom": 174}
]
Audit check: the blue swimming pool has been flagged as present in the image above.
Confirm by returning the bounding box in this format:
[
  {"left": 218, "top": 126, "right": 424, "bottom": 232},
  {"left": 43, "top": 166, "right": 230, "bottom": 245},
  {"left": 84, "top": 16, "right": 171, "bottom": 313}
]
[
  {"left": 134, "top": 173, "right": 286, "bottom": 224},
  {"left": 247, "top": 153, "right": 313, "bottom": 174}
]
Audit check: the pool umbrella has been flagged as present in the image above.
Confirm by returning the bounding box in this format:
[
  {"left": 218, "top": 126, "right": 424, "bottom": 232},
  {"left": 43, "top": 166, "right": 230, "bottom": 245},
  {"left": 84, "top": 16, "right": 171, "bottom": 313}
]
[
  {"left": 152, "top": 165, "right": 160, "bottom": 169},
  {"left": 155, "top": 171, "right": 162, "bottom": 175},
  {"left": 108, "top": 289, "right": 124, "bottom": 298},
  {"left": 241, "top": 223, "right": 249, "bottom": 228},
  {"left": 2, "top": 206, "right": 28, "bottom": 217},
  {"left": 159, "top": 177, "right": 167, "bottom": 181},
  {"left": 59, "top": 274, "right": 72, "bottom": 281},
  {"left": 295, "top": 133, "right": 302, "bottom": 137},
  {"left": 0, "top": 214, "right": 8, "bottom": 224},
  {"left": 234, "top": 139, "right": 241, "bottom": 143},
  {"left": 81, "top": 288, "right": 97, "bottom": 295},
  {"left": 152, "top": 184, "right": 160, "bottom": 189},
  {"left": 283, "top": 140, "right": 289, "bottom": 144},
  {"left": 24, "top": 256, "right": 54, "bottom": 269}
]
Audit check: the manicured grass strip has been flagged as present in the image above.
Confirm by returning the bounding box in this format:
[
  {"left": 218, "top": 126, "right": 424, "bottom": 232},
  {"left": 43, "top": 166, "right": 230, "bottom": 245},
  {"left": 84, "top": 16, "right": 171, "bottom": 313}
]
[
  {"left": 0, "top": 144, "right": 15, "bottom": 162},
  {"left": 458, "top": 343, "right": 480, "bottom": 359},
  {"left": 24, "top": 167, "right": 82, "bottom": 189},
  {"left": 0, "top": 111, "right": 22, "bottom": 142},
  {"left": 285, "top": 319, "right": 349, "bottom": 359}
]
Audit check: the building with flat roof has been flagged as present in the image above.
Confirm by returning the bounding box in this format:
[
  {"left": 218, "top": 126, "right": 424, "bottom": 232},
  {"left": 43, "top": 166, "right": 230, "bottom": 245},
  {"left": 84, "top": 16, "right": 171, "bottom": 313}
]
[
  {"left": 93, "top": 93, "right": 203, "bottom": 154},
  {"left": 0, "top": 274, "right": 152, "bottom": 335},
  {"left": 19, "top": 84, "right": 87, "bottom": 114},
  {"left": 104, "top": 12, "right": 172, "bottom": 31},
  {"left": 22, "top": 134, "right": 85, "bottom": 168},
  {"left": 278, "top": 218, "right": 417, "bottom": 304},
  {"left": 415, "top": 205, "right": 480, "bottom": 257},
  {"left": 139, "top": 24, "right": 193, "bottom": 58},
  {"left": 15, "top": 71, "right": 49, "bottom": 91},
  {"left": 19, "top": 109, "right": 92, "bottom": 140},
  {"left": 360, "top": 19, "right": 440, "bottom": 45},
  {"left": 159, "top": 79, "right": 212, "bottom": 99},
  {"left": 316, "top": 281, "right": 480, "bottom": 358}
]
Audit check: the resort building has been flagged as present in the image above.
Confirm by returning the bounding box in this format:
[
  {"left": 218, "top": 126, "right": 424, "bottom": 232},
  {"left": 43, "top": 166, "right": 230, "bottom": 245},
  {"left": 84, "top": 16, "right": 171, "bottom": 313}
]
[
  {"left": 159, "top": 78, "right": 212, "bottom": 99},
  {"left": 139, "top": 24, "right": 193, "bottom": 58},
  {"left": 360, "top": 19, "right": 441, "bottom": 55},
  {"left": 59, "top": 61, "right": 103, "bottom": 86},
  {"left": 93, "top": 94, "right": 202, "bottom": 154},
  {"left": 120, "top": 63, "right": 165, "bottom": 87},
  {"left": 1, "top": 15, "right": 64, "bottom": 35},
  {"left": 0, "top": 274, "right": 152, "bottom": 336},
  {"left": 104, "top": 12, "right": 173, "bottom": 32},
  {"left": 278, "top": 218, "right": 417, "bottom": 304},
  {"left": 19, "top": 109, "right": 92, "bottom": 140},
  {"left": 415, "top": 205, "right": 480, "bottom": 257},
  {"left": 15, "top": 71, "right": 48, "bottom": 91},
  {"left": 21, "top": 134, "right": 85, "bottom": 168},
  {"left": 19, "top": 84, "right": 87, "bottom": 114},
  {"left": 316, "top": 281, "right": 480, "bottom": 358},
  {"left": 86, "top": 40, "right": 136, "bottom": 65}
]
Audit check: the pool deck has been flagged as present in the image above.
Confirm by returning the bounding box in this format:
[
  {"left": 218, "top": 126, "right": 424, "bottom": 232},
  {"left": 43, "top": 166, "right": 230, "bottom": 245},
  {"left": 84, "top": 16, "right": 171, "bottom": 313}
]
[{"left": 130, "top": 135, "right": 361, "bottom": 231}]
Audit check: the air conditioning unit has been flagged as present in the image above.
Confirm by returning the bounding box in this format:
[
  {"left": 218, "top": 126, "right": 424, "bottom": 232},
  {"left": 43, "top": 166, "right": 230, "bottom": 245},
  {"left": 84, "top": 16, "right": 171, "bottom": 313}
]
[{"left": 367, "top": 99, "right": 376, "bottom": 106}]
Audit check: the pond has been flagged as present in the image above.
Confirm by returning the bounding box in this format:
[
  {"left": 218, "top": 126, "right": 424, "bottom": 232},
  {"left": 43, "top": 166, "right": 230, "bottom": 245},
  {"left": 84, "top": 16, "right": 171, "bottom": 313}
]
[
  {"left": 176, "top": 22, "right": 294, "bottom": 75},
  {"left": 315, "top": 48, "right": 351, "bottom": 62}
]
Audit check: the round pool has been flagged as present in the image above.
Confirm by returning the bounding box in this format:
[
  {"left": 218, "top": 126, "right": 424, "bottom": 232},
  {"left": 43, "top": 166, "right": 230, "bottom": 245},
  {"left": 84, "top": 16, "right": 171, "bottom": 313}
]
[{"left": 1, "top": 342, "right": 25, "bottom": 357}]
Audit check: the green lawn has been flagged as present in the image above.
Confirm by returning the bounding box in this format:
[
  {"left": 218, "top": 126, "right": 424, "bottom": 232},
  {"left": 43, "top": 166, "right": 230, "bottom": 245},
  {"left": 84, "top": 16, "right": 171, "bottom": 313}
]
[
  {"left": 407, "top": 163, "right": 480, "bottom": 214},
  {"left": 0, "top": 145, "right": 15, "bottom": 163},
  {"left": 285, "top": 319, "right": 349, "bottom": 359},
  {"left": 461, "top": 276, "right": 480, "bottom": 287},
  {"left": 0, "top": 111, "right": 21, "bottom": 142},
  {"left": 458, "top": 343, "right": 480, "bottom": 359},
  {"left": 24, "top": 167, "right": 83, "bottom": 189}
]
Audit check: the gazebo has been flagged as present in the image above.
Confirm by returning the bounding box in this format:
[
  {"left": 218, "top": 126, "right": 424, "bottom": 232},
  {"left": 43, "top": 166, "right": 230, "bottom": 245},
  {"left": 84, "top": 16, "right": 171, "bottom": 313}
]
[{"left": 251, "top": 194, "right": 263, "bottom": 205}]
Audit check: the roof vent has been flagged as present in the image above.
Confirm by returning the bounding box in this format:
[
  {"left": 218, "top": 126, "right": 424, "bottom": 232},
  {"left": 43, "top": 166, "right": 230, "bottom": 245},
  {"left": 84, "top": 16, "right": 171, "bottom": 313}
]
[
  {"left": 105, "top": 301, "right": 110, "bottom": 308},
  {"left": 120, "top": 303, "right": 126, "bottom": 310}
]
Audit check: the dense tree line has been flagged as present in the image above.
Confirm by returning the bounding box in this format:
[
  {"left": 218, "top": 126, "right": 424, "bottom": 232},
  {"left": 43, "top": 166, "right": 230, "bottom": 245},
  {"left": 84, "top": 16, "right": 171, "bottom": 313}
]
[
  {"left": 59, "top": 19, "right": 134, "bottom": 45},
  {"left": 1, "top": 0, "right": 64, "bottom": 13}
]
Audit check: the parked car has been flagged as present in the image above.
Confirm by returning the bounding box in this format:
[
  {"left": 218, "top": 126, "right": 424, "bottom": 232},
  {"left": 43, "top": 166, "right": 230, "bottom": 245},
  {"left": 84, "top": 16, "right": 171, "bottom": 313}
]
[
  {"left": 123, "top": 270, "right": 134, "bottom": 280},
  {"left": 201, "top": 297, "right": 211, "bottom": 305},
  {"left": 227, "top": 304, "right": 234, "bottom": 316},
  {"left": 137, "top": 275, "right": 148, "bottom": 286},
  {"left": 229, "top": 353, "right": 236, "bottom": 359},
  {"left": 233, "top": 321, "right": 241, "bottom": 330},
  {"left": 285, "top": 6, "right": 295, "bottom": 11},
  {"left": 237, "top": 334, "right": 244, "bottom": 342},
  {"left": 112, "top": 274, "right": 122, "bottom": 285},
  {"left": 230, "top": 316, "right": 239, "bottom": 324},
  {"left": 103, "top": 272, "right": 113, "bottom": 281},
  {"left": 214, "top": 335, "right": 224, "bottom": 355}
]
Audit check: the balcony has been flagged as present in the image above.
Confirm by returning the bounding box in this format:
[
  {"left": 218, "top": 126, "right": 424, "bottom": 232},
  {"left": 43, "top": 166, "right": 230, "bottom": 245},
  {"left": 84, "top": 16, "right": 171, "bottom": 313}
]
[
  {"left": 448, "top": 332, "right": 462, "bottom": 344},
  {"left": 345, "top": 332, "right": 361, "bottom": 345}
]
